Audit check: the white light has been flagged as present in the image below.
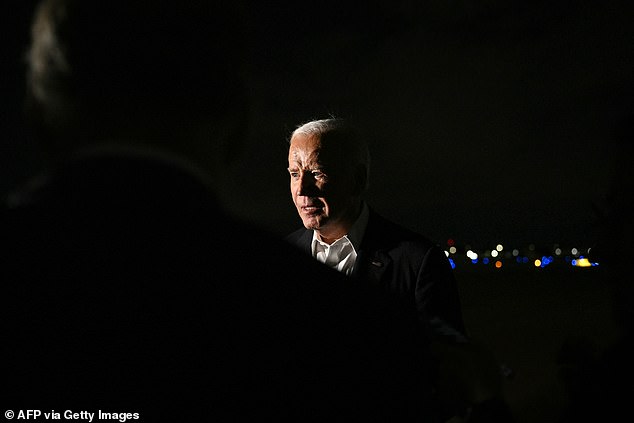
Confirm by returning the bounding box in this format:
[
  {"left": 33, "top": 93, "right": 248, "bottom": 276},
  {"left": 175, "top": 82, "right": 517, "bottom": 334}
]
[
  {"left": 466, "top": 250, "right": 478, "bottom": 260},
  {"left": 491, "top": 250, "right": 499, "bottom": 258},
  {"left": 449, "top": 246, "right": 457, "bottom": 254},
  {"left": 512, "top": 249, "right": 519, "bottom": 257},
  {"left": 571, "top": 247, "right": 579, "bottom": 255},
  {"left": 555, "top": 248, "right": 562, "bottom": 256},
  {"left": 496, "top": 244, "right": 503, "bottom": 252},
  {"left": 444, "top": 250, "right": 449, "bottom": 257}
]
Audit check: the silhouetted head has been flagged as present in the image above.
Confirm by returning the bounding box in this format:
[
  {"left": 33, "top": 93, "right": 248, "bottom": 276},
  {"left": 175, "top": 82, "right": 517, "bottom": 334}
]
[{"left": 25, "top": 0, "right": 249, "bottom": 175}]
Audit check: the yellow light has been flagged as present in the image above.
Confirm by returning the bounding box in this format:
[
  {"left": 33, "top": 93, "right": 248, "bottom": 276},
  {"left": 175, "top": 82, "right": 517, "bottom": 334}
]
[
  {"left": 534, "top": 259, "right": 542, "bottom": 267},
  {"left": 574, "top": 258, "right": 593, "bottom": 267},
  {"left": 495, "top": 260, "right": 502, "bottom": 268}
]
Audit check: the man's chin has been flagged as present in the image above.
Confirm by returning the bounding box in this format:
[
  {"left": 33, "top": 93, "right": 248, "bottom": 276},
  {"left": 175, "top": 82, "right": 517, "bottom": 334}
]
[{"left": 301, "top": 217, "right": 321, "bottom": 230}]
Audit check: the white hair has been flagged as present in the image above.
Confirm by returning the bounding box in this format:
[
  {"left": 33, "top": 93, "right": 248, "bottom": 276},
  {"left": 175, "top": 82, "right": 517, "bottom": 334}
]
[{"left": 290, "top": 118, "right": 371, "bottom": 191}]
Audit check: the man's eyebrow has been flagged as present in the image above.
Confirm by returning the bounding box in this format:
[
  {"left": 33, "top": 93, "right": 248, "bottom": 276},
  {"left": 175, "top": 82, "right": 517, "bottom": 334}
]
[{"left": 287, "top": 165, "right": 324, "bottom": 171}]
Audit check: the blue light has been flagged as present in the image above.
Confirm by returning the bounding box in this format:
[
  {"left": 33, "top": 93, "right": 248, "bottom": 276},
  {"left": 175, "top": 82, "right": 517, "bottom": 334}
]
[
  {"left": 540, "top": 256, "right": 553, "bottom": 267},
  {"left": 448, "top": 258, "right": 456, "bottom": 269},
  {"left": 483, "top": 257, "right": 490, "bottom": 265},
  {"left": 471, "top": 259, "right": 479, "bottom": 265}
]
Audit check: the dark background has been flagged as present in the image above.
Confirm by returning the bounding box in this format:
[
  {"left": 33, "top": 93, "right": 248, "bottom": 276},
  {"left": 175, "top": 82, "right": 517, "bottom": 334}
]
[
  {"left": 227, "top": 1, "right": 634, "bottom": 251},
  {"left": 2, "top": 2, "right": 632, "bottom": 422},
  {"left": 3, "top": 1, "right": 633, "bottom": 250}
]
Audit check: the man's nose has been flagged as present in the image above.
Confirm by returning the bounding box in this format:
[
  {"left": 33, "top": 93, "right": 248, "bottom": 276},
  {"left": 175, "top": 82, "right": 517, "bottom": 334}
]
[{"left": 297, "top": 173, "right": 318, "bottom": 196}]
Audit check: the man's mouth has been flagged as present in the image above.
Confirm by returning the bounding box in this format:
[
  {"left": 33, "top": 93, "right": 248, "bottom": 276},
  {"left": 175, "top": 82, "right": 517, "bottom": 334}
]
[{"left": 302, "top": 205, "right": 322, "bottom": 214}]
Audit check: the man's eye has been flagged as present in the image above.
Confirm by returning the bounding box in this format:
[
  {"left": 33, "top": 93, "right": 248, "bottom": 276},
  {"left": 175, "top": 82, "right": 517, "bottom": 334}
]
[
  {"left": 312, "top": 171, "right": 326, "bottom": 180},
  {"left": 289, "top": 171, "right": 300, "bottom": 179}
]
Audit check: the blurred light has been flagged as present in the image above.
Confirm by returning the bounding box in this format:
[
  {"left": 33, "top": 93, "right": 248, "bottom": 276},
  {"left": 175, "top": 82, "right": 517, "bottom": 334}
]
[
  {"left": 495, "top": 260, "right": 502, "bottom": 268},
  {"left": 447, "top": 238, "right": 455, "bottom": 247},
  {"left": 540, "top": 256, "right": 553, "bottom": 267},
  {"left": 483, "top": 257, "right": 490, "bottom": 265},
  {"left": 448, "top": 258, "right": 456, "bottom": 269},
  {"left": 529, "top": 244, "right": 535, "bottom": 251},
  {"left": 466, "top": 250, "right": 478, "bottom": 260},
  {"left": 572, "top": 257, "right": 599, "bottom": 268},
  {"left": 512, "top": 249, "right": 519, "bottom": 257},
  {"left": 523, "top": 257, "right": 529, "bottom": 263},
  {"left": 449, "top": 246, "right": 457, "bottom": 254},
  {"left": 571, "top": 247, "right": 579, "bottom": 255},
  {"left": 496, "top": 244, "right": 503, "bottom": 252},
  {"left": 491, "top": 250, "right": 499, "bottom": 258},
  {"left": 444, "top": 250, "right": 449, "bottom": 257},
  {"left": 471, "top": 259, "right": 478, "bottom": 264},
  {"left": 534, "top": 259, "right": 541, "bottom": 267},
  {"left": 555, "top": 248, "right": 562, "bottom": 256}
]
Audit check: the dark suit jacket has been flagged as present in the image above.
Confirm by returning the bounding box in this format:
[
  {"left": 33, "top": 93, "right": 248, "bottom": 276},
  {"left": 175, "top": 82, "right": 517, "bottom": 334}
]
[
  {"left": 286, "top": 207, "right": 467, "bottom": 339},
  {"left": 2, "top": 153, "right": 439, "bottom": 422}
]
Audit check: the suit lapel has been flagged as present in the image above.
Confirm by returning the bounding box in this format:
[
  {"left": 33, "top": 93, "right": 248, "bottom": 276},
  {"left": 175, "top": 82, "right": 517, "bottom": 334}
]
[
  {"left": 352, "top": 210, "right": 391, "bottom": 287},
  {"left": 297, "top": 229, "right": 313, "bottom": 256},
  {"left": 353, "top": 249, "right": 391, "bottom": 288}
]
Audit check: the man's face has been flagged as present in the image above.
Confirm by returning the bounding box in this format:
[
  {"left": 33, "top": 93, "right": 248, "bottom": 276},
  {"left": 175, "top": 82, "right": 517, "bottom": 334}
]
[{"left": 287, "top": 133, "right": 358, "bottom": 236}]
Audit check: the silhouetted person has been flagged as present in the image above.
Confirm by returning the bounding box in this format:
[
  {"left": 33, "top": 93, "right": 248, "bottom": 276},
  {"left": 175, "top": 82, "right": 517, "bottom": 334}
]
[{"left": 2, "top": 1, "right": 437, "bottom": 421}]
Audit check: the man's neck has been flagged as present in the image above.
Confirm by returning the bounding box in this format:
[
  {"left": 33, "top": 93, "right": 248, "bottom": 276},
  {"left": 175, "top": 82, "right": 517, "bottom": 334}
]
[
  {"left": 316, "top": 231, "right": 346, "bottom": 246},
  {"left": 315, "top": 201, "right": 365, "bottom": 245}
]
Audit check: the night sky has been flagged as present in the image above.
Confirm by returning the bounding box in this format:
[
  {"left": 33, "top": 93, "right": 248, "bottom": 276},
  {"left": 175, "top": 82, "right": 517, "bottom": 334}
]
[
  {"left": 222, "top": 1, "right": 634, "bottom": 249},
  {"left": 3, "top": 1, "right": 634, "bottom": 249}
]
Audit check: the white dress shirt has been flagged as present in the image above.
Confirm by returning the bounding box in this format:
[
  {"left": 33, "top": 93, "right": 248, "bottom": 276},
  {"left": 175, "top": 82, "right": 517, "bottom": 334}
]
[{"left": 311, "top": 202, "right": 369, "bottom": 276}]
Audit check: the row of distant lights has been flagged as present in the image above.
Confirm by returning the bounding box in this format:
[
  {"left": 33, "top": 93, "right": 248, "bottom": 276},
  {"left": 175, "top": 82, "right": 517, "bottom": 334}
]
[{"left": 443, "top": 240, "right": 599, "bottom": 270}]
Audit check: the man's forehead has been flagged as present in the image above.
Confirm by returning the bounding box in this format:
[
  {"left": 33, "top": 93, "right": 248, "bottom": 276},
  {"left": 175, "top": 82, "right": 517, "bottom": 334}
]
[
  {"left": 288, "top": 133, "right": 343, "bottom": 167},
  {"left": 289, "top": 142, "right": 321, "bottom": 161},
  {"left": 288, "top": 152, "right": 322, "bottom": 167}
]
